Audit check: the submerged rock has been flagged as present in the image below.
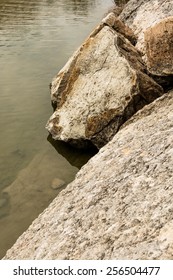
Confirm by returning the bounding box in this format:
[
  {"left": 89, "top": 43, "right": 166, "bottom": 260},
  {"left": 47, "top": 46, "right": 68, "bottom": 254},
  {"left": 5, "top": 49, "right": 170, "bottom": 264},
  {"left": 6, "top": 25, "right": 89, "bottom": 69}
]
[
  {"left": 46, "top": 13, "right": 163, "bottom": 149},
  {"left": 4, "top": 90, "right": 173, "bottom": 259},
  {"left": 0, "top": 146, "right": 78, "bottom": 258},
  {"left": 51, "top": 178, "right": 66, "bottom": 190}
]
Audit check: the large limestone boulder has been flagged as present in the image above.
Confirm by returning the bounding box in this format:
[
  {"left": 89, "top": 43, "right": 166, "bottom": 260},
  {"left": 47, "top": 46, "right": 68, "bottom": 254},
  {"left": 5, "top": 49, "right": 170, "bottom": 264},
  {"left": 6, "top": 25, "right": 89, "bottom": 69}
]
[
  {"left": 145, "top": 17, "right": 173, "bottom": 76},
  {"left": 46, "top": 13, "right": 162, "bottom": 148},
  {"left": 4, "top": 90, "right": 173, "bottom": 260},
  {"left": 119, "top": 0, "right": 173, "bottom": 55}
]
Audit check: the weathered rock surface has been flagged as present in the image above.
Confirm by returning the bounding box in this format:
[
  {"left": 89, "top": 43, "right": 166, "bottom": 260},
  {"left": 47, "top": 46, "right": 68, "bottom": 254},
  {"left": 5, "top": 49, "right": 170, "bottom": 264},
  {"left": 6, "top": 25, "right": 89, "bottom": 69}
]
[
  {"left": 4, "top": 90, "right": 173, "bottom": 260},
  {"left": 145, "top": 16, "right": 173, "bottom": 76},
  {"left": 119, "top": 0, "right": 173, "bottom": 55},
  {"left": 46, "top": 12, "right": 163, "bottom": 148}
]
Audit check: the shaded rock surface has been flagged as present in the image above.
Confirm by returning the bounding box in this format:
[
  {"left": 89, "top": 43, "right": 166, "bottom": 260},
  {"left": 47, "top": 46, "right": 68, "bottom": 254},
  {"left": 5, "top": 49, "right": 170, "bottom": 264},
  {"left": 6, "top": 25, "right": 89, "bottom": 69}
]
[
  {"left": 46, "top": 12, "right": 163, "bottom": 149},
  {"left": 4, "top": 90, "right": 173, "bottom": 260},
  {"left": 145, "top": 16, "right": 173, "bottom": 76}
]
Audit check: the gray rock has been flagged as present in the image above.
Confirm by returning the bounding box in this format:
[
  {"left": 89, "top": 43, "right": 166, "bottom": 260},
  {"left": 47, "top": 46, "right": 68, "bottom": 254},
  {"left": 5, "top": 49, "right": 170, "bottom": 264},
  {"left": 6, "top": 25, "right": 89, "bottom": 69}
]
[
  {"left": 46, "top": 13, "right": 163, "bottom": 149},
  {"left": 4, "top": 90, "right": 173, "bottom": 260}
]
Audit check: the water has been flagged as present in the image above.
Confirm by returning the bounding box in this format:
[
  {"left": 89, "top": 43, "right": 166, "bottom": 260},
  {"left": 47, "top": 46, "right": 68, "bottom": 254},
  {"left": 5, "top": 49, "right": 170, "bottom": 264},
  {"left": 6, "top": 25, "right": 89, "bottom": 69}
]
[{"left": 0, "top": 0, "right": 113, "bottom": 258}]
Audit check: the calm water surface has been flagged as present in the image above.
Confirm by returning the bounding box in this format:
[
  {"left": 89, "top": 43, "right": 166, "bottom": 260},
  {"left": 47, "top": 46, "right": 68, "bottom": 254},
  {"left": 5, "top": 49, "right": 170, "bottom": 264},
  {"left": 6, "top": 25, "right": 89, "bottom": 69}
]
[{"left": 0, "top": 0, "right": 113, "bottom": 258}]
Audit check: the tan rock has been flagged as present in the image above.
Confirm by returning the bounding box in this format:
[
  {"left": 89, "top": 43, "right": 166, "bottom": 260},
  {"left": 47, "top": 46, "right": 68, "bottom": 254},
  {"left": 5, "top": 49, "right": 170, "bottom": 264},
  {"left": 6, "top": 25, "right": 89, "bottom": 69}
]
[
  {"left": 145, "top": 17, "right": 173, "bottom": 76},
  {"left": 46, "top": 14, "right": 163, "bottom": 149},
  {"left": 51, "top": 178, "right": 65, "bottom": 190},
  {"left": 119, "top": 0, "right": 173, "bottom": 55},
  {"left": 4, "top": 91, "right": 173, "bottom": 260}
]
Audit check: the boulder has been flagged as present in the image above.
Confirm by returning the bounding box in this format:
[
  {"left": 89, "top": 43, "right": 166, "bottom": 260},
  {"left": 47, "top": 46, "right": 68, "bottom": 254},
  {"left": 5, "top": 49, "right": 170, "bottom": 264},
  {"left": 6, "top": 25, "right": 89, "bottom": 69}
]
[
  {"left": 46, "top": 13, "right": 163, "bottom": 149},
  {"left": 144, "top": 17, "right": 173, "bottom": 76},
  {"left": 119, "top": 0, "right": 173, "bottom": 56},
  {"left": 4, "top": 90, "right": 173, "bottom": 259}
]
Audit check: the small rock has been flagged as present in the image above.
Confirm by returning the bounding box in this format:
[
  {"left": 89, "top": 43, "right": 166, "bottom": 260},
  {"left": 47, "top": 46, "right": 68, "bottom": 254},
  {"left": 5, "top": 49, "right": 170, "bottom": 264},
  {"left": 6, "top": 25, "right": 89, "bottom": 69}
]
[{"left": 51, "top": 178, "right": 66, "bottom": 190}]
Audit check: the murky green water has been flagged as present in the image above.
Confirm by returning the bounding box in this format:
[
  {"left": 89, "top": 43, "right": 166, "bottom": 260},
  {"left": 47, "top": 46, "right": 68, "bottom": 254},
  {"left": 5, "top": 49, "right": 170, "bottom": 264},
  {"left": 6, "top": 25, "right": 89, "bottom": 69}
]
[{"left": 0, "top": 0, "right": 113, "bottom": 258}]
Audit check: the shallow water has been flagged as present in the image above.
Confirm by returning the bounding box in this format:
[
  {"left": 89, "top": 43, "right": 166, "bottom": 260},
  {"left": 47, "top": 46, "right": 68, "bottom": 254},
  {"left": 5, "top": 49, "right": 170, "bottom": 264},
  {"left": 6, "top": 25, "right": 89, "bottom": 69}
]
[{"left": 0, "top": 0, "right": 113, "bottom": 258}]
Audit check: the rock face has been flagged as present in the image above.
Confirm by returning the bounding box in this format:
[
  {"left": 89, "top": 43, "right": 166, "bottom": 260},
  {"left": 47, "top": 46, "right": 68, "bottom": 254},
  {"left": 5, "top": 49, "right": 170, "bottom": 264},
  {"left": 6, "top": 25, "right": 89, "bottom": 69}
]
[
  {"left": 4, "top": 90, "right": 173, "bottom": 259},
  {"left": 145, "top": 17, "right": 173, "bottom": 76},
  {"left": 46, "top": 12, "right": 163, "bottom": 148},
  {"left": 119, "top": 0, "right": 173, "bottom": 55}
]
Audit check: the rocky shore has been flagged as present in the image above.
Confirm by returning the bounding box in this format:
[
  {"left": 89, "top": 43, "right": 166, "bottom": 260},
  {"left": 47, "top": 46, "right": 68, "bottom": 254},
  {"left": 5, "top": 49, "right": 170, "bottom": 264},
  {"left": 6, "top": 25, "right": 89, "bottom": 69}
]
[{"left": 4, "top": 0, "right": 173, "bottom": 259}]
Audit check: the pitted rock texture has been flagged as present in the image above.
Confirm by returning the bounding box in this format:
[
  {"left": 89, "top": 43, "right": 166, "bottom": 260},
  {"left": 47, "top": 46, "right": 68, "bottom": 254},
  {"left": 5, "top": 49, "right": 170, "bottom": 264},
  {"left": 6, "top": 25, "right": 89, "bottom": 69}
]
[
  {"left": 145, "top": 17, "right": 173, "bottom": 76},
  {"left": 46, "top": 13, "right": 163, "bottom": 149},
  {"left": 119, "top": 0, "right": 173, "bottom": 56},
  {"left": 4, "top": 91, "right": 173, "bottom": 260}
]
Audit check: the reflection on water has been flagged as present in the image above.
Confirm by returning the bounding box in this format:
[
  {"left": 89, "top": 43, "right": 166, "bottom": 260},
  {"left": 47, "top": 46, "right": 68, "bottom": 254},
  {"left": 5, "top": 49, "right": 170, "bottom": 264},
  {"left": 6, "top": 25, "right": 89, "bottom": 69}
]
[{"left": 0, "top": 0, "right": 113, "bottom": 258}]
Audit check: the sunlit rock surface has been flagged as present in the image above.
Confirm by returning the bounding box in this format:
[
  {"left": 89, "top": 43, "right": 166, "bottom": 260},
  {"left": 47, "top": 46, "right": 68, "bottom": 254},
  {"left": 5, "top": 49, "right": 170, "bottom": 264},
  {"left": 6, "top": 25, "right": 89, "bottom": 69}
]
[
  {"left": 4, "top": 90, "right": 173, "bottom": 259},
  {"left": 119, "top": 0, "right": 173, "bottom": 55},
  {"left": 46, "top": 13, "right": 162, "bottom": 148}
]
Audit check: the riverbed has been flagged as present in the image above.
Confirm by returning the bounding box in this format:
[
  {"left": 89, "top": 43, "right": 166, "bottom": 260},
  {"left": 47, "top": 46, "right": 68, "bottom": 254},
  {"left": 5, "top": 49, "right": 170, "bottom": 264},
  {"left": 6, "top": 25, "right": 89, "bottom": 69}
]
[{"left": 0, "top": 0, "right": 113, "bottom": 258}]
